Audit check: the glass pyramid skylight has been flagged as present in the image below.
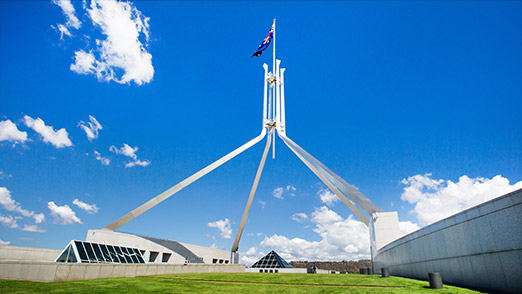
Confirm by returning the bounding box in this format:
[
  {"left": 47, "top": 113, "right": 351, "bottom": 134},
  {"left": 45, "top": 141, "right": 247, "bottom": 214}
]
[{"left": 250, "top": 250, "right": 293, "bottom": 268}]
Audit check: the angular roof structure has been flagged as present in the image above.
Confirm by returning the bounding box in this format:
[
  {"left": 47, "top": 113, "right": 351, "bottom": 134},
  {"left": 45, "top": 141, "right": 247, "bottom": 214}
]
[{"left": 250, "top": 250, "right": 293, "bottom": 268}]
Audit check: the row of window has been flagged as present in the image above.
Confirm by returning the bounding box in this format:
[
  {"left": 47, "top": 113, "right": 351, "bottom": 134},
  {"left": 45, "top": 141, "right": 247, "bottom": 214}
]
[
  {"left": 56, "top": 241, "right": 145, "bottom": 264},
  {"left": 211, "top": 258, "right": 229, "bottom": 264}
]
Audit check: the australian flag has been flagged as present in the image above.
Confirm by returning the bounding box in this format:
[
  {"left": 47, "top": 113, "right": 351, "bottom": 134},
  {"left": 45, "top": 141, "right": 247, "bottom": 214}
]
[{"left": 252, "top": 23, "right": 274, "bottom": 57}]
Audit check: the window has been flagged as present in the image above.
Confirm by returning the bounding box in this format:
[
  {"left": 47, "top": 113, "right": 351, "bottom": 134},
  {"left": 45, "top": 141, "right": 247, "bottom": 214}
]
[
  {"left": 275, "top": 270, "right": 278, "bottom": 273},
  {"left": 219, "top": 259, "right": 223, "bottom": 264},
  {"left": 259, "top": 270, "right": 263, "bottom": 273},
  {"left": 99, "top": 244, "right": 113, "bottom": 262},
  {"left": 107, "top": 245, "right": 120, "bottom": 263},
  {"left": 162, "top": 253, "right": 171, "bottom": 263},
  {"left": 75, "top": 241, "right": 89, "bottom": 262},
  {"left": 149, "top": 251, "right": 159, "bottom": 263},
  {"left": 113, "top": 246, "right": 128, "bottom": 263},
  {"left": 225, "top": 260, "right": 229, "bottom": 264},
  {"left": 91, "top": 243, "right": 106, "bottom": 263},
  {"left": 212, "top": 259, "right": 218, "bottom": 264},
  {"left": 83, "top": 242, "right": 98, "bottom": 263}
]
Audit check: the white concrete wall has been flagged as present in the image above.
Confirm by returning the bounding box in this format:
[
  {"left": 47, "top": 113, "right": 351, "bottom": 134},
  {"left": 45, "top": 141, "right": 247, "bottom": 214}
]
[
  {"left": 86, "top": 230, "right": 186, "bottom": 264},
  {"left": 0, "top": 246, "right": 61, "bottom": 262},
  {"left": 179, "top": 242, "right": 230, "bottom": 264},
  {"left": 0, "top": 260, "right": 245, "bottom": 282},
  {"left": 373, "top": 188, "right": 522, "bottom": 294}
]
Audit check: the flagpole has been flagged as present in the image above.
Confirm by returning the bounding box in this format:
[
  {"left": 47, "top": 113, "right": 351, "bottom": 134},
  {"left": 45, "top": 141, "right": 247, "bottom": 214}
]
[{"left": 272, "top": 18, "right": 276, "bottom": 159}]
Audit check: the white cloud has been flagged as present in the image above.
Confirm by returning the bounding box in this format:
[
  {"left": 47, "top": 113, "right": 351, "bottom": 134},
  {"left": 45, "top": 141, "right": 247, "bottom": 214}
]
[
  {"left": 207, "top": 218, "right": 232, "bottom": 239},
  {"left": 0, "top": 239, "right": 10, "bottom": 246},
  {"left": 272, "top": 187, "right": 284, "bottom": 199},
  {"left": 110, "top": 143, "right": 150, "bottom": 168},
  {"left": 398, "top": 220, "right": 420, "bottom": 236},
  {"left": 78, "top": 115, "right": 102, "bottom": 140},
  {"left": 94, "top": 150, "right": 110, "bottom": 165},
  {"left": 21, "top": 225, "right": 45, "bottom": 233},
  {"left": 258, "top": 200, "right": 266, "bottom": 208},
  {"left": 0, "top": 120, "right": 27, "bottom": 143},
  {"left": 0, "top": 214, "right": 19, "bottom": 229},
  {"left": 401, "top": 174, "right": 522, "bottom": 226},
  {"left": 272, "top": 185, "right": 296, "bottom": 199},
  {"left": 23, "top": 116, "right": 72, "bottom": 148},
  {"left": 0, "top": 214, "right": 45, "bottom": 232},
  {"left": 240, "top": 246, "right": 262, "bottom": 266},
  {"left": 52, "top": 0, "right": 81, "bottom": 30},
  {"left": 62, "top": 0, "right": 154, "bottom": 85},
  {"left": 48, "top": 201, "right": 82, "bottom": 225},
  {"left": 125, "top": 159, "right": 150, "bottom": 168},
  {"left": 73, "top": 199, "right": 99, "bottom": 214},
  {"left": 261, "top": 206, "right": 370, "bottom": 261},
  {"left": 110, "top": 143, "right": 138, "bottom": 159},
  {"left": 70, "top": 50, "right": 96, "bottom": 75},
  {"left": 291, "top": 212, "right": 308, "bottom": 223},
  {"left": 0, "top": 187, "right": 45, "bottom": 223},
  {"left": 0, "top": 170, "right": 12, "bottom": 180},
  {"left": 317, "top": 188, "right": 339, "bottom": 207}
]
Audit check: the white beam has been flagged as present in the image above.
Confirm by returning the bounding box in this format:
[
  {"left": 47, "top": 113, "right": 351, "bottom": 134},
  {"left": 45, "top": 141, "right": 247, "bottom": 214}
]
[
  {"left": 104, "top": 129, "right": 267, "bottom": 231},
  {"left": 278, "top": 131, "right": 369, "bottom": 226},
  {"left": 231, "top": 133, "right": 272, "bottom": 252}
]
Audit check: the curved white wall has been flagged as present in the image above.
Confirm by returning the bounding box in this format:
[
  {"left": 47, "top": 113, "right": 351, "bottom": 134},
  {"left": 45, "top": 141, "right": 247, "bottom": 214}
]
[{"left": 373, "top": 189, "right": 522, "bottom": 294}]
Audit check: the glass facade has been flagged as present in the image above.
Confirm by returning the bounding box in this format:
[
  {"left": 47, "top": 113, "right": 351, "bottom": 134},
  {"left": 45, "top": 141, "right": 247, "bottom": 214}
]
[
  {"left": 250, "top": 250, "right": 293, "bottom": 268},
  {"left": 56, "top": 241, "right": 145, "bottom": 264}
]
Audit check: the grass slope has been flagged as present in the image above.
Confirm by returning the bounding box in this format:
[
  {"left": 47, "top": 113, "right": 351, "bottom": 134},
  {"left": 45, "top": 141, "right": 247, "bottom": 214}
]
[{"left": 0, "top": 273, "right": 483, "bottom": 293}]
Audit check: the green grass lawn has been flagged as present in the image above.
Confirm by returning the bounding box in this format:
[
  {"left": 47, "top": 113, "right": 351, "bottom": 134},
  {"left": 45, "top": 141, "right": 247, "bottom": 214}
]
[{"left": 0, "top": 273, "right": 483, "bottom": 293}]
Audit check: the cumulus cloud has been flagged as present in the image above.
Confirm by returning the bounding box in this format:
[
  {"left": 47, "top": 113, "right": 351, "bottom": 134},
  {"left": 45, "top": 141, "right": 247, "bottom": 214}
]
[
  {"left": 272, "top": 187, "right": 284, "bottom": 199},
  {"left": 272, "top": 185, "right": 297, "bottom": 199},
  {"left": 110, "top": 143, "right": 150, "bottom": 168},
  {"left": 398, "top": 220, "right": 420, "bottom": 236},
  {"left": 207, "top": 218, "right": 232, "bottom": 239},
  {"left": 240, "top": 246, "right": 262, "bottom": 266},
  {"left": 52, "top": 0, "right": 81, "bottom": 30},
  {"left": 317, "top": 188, "right": 338, "bottom": 207},
  {"left": 261, "top": 206, "right": 370, "bottom": 261},
  {"left": 70, "top": 50, "right": 96, "bottom": 74},
  {"left": 0, "top": 171, "right": 11, "bottom": 180},
  {"left": 291, "top": 212, "right": 308, "bottom": 223},
  {"left": 73, "top": 199, "right": 99, "bottom": 214},
  {"left": 110, "top": 143, "right": 137, "bottom": 159},
  {"left": 0, "top": 120, "right": 27, "bottom": 143},
  {"left": 0, "top": 214, "right": 19, "bottom": 229},
  {"left": 401, "top": 173, "right": 522, "bottom": 226},
  {"left": 23, "top": 116, "right": 72, "bottom": 148},
  {"left": 0, "top": 214, "right": 45, "bottom": 232},
  {"left": 93, "top": 150, "right": 110, "bottom": 165},
  {"left": 48, "top": 201, "right": 82, "bottom": 225},
  {"left": 125, "top": 159, "right": 150, "bottom": 168},
  {"left": 0, "top": 239, "right": 10, "bottom": 246},
  {"left": 78, "top": 115, "right": 102, "bottom": 140},
  {"left": 59, "top": 0, "right": 154, "bottom": 85},
  {"left": 0, "top": 187, "right": 45, "bottom": 223}
]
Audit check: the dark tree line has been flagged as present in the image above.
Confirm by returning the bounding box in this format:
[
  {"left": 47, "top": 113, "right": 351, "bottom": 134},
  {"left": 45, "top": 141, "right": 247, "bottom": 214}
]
[{"left": 289, "top": 260, "right": 372, "bottom": 273}]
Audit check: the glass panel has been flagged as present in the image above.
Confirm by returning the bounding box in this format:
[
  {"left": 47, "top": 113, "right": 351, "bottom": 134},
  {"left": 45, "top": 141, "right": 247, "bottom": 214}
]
[
  {"left": 120, "top": 247, "right": 134, "bottom": 263},
  {"left": 126, "top": 248, "right": 139, "bottom": 263},
  {"left": 99, "top": 244, "right": 113, "bottom": 262},
  {"left": 113, "top": 246, "right": 127, "bottom": 263},
  {"left": 83, "top": 242, "right": 98, "bottom": 263},
  {"left": 67, "top": 246, "right": 77, "bottom": 263},
  {"left": 107, "top": 245, "right": 121, "bottom": 263},
  {"left": 132, "top": 248, "right": 145, "bottom": 263},
  {"left": 56, "top": 245, "right": 71, "bottom": 262},
  {"left": 75, "top": 241, "right": 89, "bottom": 262},
  {"left": 92, "top": 243, "right": 105, "bottom": 263}
]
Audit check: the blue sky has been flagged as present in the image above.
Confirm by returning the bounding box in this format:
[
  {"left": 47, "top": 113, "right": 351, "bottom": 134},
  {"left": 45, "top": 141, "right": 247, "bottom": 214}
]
[{"left": 1, "top": 1, "right": 521, "bottom": 263}]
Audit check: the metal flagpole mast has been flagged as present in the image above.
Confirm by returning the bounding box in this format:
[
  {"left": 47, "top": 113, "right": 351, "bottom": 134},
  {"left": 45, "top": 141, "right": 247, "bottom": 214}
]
[{"left": 272, "top": 18, "right": 276, "bottom": 159}]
